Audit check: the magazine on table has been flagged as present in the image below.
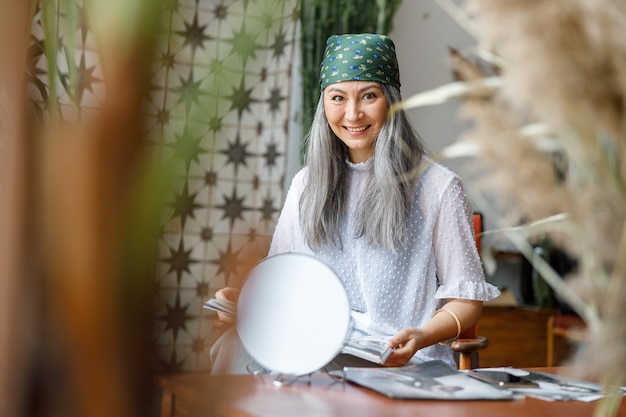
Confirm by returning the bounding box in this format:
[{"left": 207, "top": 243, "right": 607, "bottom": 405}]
[
  {"left": 467, "top": 367, "right": 626, "bottom": 402},
  {"left": 331, "top": 360, "right": 516, "bottom": 400},
  {"left": 340, "top": 334, "right": 395, "bottom": 364}
]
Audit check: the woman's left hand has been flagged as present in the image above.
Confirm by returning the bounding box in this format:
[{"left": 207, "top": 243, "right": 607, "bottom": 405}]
[
  {"left": 382, "top": 299, "right": 483, "bottom": 366},
  {"left": 383, "top": 328, "right": 425, "bottom": 367}
]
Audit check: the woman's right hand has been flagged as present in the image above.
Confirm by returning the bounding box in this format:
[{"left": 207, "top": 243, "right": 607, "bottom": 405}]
[{"left": 214, "top": 287, "right": 240, "bottom": 328}]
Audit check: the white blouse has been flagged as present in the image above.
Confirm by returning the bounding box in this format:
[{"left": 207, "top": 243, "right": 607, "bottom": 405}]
[{"left": 268, "top": 157, "right": 500, "bottom": 365}]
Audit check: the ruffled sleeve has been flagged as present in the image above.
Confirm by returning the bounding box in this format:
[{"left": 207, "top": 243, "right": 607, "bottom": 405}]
[
  {"left": 435, "top": 279, "right": 501, "bottom": 301},
  {"left": 431, "top": 174, "right": 500, "bottom": 302}
]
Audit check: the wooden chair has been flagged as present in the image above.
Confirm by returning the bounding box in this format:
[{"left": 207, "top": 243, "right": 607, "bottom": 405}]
[
  {"left": 546, "top": 313, "right": 587, "bottom": 367},
  {"left": 449, "top": 212, "right": 489, "bottom": 370}
]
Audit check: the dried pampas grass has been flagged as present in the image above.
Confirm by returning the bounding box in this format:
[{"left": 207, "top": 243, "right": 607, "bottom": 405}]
[
  {"left": 466, "top": 0, "right": 626, "bottom": 139},
  {"left": 454, "top": 0, "right": 626, "bottom": 413}
]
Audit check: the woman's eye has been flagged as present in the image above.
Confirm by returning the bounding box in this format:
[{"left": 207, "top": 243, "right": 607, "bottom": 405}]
[
  {"left": 331, "top": 95, "right": 344, "bottom": 102},
  {"left": 363, "top": 92, "right": 376, "bottom": 100}
]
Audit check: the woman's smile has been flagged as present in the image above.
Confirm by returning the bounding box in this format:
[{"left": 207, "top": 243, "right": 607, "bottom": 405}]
[{"left": 344, "top": 125, "right": 370, "bottom": 134}]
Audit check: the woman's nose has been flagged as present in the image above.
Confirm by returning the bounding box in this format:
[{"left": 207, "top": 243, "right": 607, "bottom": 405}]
[{"left": 345, "top": 102, "right": 362, "bottom": 121}]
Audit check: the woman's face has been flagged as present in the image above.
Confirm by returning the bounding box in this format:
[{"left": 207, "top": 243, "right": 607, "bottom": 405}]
[{"left": 323, "top": 81, "right": 389, "bottom": 163}]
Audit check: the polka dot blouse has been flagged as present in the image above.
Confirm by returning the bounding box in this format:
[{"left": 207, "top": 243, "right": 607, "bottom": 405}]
[{"left": 268, "top": 157, "right": 500, "bottom": 366}]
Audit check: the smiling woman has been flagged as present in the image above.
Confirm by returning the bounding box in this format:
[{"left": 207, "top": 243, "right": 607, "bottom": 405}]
[{"left": 210, "top": 33, "right": 500, "bottom": 375}]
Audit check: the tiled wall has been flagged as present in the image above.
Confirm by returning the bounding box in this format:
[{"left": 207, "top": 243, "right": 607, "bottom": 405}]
[{"left": 28, "top": 0, "right": 299, "bottom": 373}]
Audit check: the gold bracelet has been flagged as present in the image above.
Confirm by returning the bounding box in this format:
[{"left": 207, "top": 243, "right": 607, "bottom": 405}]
[{"left": 432, "top": 308, "right": 461, "bottom": 344}]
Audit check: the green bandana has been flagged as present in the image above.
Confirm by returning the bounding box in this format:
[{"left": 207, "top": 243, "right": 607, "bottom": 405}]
[{"left": 319, "top": 33, "right": 401, "bottom": 90}]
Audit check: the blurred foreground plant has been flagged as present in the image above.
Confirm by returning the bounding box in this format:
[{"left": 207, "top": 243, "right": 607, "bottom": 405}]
[{"left": 1, "top": 0, "right": 171, "bottom": 415}]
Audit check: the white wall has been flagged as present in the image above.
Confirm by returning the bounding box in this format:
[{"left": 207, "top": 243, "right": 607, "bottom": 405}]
[
  {"left": 390, "top": 2, "right": 512, "bottom": 246},
  {"left": 390, "top": 0, "right": 474, "bottom": 179}
]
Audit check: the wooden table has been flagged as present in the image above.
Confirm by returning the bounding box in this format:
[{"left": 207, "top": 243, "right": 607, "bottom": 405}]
[{"left": 158, "top": 368, "right": 626, "bottom": 417}]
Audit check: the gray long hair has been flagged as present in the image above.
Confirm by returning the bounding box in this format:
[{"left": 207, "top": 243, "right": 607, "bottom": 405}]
[{"left": 299, "top": 83, "right": 426, "bottom": 251}]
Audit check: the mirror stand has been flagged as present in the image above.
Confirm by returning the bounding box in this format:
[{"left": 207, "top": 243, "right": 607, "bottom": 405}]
[{"left": 272, "top": 373, "right": 314, "bottom": 387}]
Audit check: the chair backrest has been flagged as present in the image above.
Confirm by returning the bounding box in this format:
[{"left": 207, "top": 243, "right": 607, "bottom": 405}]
[
  {"left": 472, "top": 212, "right": 482, "bottom": 255},
  {"left": 451, "top": 212, "right": 488, "bottom": 370},
  {"left": 458, "top": 212, "right": 483, "bottom": 340}
]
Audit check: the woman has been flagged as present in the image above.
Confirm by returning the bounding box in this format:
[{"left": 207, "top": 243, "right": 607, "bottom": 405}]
[{"left": 210, "top": 33, "right": 499, "bottom": 373}]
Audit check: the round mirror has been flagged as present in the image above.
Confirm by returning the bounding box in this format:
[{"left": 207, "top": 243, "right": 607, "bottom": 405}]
[{"left": 236, "top": 253, "right": 351, "bottom": 375}]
